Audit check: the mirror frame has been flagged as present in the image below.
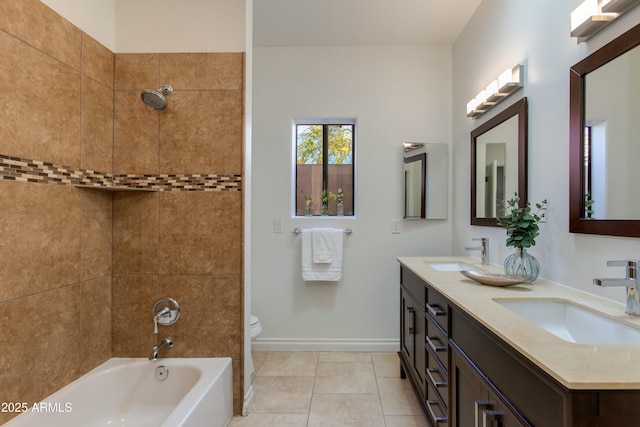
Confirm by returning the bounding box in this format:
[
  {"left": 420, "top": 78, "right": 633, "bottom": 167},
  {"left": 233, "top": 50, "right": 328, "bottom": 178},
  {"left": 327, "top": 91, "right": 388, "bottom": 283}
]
[
  {"left": 569, "top": 23, "right": 640, "bottom": 237},
  {"left": 404, "top": 153, "right": 426, "bottom": 218},
  {"left": 471, "top": 97, "right": 528, "bottom": 227}
]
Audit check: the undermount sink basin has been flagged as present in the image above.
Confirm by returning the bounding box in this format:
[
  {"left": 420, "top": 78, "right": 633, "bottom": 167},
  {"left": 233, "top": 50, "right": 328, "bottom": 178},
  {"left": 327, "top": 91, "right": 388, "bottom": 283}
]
[
  {"left": 495, "top": 298, "right": 640, "bottom": 345},
  {"left": 425, "top": 262, "right": 478, "bottom": 272}
]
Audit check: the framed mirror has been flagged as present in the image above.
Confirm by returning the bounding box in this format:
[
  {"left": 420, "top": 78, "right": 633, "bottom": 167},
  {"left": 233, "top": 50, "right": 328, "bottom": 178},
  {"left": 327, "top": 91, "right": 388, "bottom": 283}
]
[
  {"left": 569, "top": 23, "right": 640, "bottom": 237},
  {"left": 403, "top": 143, "right": 448, "bottom": 219},
  {"left": 471, "top": 97, "right": 528, "bottom": 226}
]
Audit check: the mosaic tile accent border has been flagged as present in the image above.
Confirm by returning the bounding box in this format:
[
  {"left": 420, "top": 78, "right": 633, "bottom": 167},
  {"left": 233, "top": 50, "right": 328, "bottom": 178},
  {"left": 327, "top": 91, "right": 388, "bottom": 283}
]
[{"left": 0, "top": 154, "right": 241, "bottom": 192}]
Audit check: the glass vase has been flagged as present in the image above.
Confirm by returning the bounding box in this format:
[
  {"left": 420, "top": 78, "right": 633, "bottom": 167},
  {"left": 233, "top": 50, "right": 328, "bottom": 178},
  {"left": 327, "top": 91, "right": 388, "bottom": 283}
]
[
  {"left": 337, "top": 202, "right": 344, "bottom": 216},
  {"left": 504, "top": 248, "right": 539, "bottom": 283},
  {"left": 321, "top": 203, "right": 328, "bottom": 216},
  {"left": 304, "top": 204, "right": 312, "bottom": 217}
]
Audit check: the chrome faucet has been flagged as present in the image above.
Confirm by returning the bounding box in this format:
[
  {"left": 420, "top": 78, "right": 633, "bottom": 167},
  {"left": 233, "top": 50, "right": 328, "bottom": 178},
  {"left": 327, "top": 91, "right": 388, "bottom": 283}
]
[
  {"left": 594, "top": 259, "right": 640, "bottom": 316},
  {"left": 149, "top": 336, "right": 174, "bottom": 361},
  {"left": 465, "top": 237, "right": 490, "bottom": 265}
]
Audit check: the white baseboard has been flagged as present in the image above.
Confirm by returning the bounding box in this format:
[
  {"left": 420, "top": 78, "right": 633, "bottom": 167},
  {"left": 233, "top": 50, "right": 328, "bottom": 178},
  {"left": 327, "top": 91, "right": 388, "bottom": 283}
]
[
  {"left": 242, "top": 384, "right": 255, "bottom": 416},
  {"left": 250, "top": 338, "right": 399, "bottom": 352}
]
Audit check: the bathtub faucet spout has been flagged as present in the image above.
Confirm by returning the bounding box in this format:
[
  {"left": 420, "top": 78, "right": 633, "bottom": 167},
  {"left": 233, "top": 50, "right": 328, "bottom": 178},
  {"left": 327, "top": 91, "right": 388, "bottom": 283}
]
[{"left": 149, "top": 336, "right": 173, "bottom": 361}]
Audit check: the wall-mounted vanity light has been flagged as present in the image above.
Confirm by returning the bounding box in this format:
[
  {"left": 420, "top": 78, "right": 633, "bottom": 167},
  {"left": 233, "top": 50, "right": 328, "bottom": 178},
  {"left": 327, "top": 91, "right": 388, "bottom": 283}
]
[
  {"left": 602, "top": 0, "right": 640, "bottom": 12},
  {"left": 466, "top": 64, "right": 523, "bottom": 119},
  {"left": 570, "top": 0, "right": 640, "bottom": 43}
]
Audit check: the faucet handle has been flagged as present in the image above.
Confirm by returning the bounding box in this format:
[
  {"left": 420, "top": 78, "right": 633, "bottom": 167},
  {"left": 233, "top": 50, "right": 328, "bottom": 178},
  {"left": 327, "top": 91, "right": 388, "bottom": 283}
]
[
  {"left": 606, "top": 259, "right": 640, "bottom": 280},
  {"left": 607, "top": 259, "right": 640, "bottom": 268}
]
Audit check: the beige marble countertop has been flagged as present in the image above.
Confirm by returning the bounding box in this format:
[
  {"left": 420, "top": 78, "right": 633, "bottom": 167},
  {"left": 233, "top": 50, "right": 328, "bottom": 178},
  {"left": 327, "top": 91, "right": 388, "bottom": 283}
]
[{"left": 398, "top": 256, "right": 640, "bottom": 390}]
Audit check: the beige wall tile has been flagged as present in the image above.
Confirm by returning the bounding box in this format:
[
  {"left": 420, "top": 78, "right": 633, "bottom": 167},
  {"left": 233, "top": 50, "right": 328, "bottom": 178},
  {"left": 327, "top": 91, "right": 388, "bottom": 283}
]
[
  {"left": 159, "top": 191, "right": 242, "bottom": 275},
  {"left": 114, "top": 91, "right": 159, "bottom": 174},
  {"left": 82, "top": 34, "right": 114, "bottom": 89},
  {"left": 82, "top": 78, "right": 114, "bottom": 172},
  {"left": 157, "top": 275, "right": 242, "bottom": 358},
  {"left": 80, "top": 276, "right": 112, "bottom": 374},
  {"left": 160, "top": 52, "right": 244, "bottom": 90},
  {"left": 0, "top": 30, "right": 81, "bottom": 166},
  {"left": 0, "top": 285, "right": 80, "bottom": 425},
  {"left": 81, "top": 189, "right": 112, "bottom": 281},
  {"left": 1, "top": 3, "right": 246, "bottom": 418},
  {"left": 114, "top": 53, "right": 159, "bottom": 90},
  {"left": 159, "top": 91, "right": 243, "bottom": 174},
  {"left": 113, "top": 192, "right": 158, "bottom": 274},
  {"left": 0, "top": 181, "right": 80, "bottom": 302},
  {"left": 0, "top": 0, "right": 82, "bottom": 70},
  {"left": 112, "top": 275, "right": 158, "bottom": 356},
  {"left": 232, "top": 359, "right": 244, "bottom": 415}
]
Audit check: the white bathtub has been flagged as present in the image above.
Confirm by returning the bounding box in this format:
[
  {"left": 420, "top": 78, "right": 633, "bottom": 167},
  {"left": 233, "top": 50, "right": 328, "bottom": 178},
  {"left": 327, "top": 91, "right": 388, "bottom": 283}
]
[{"left": 3, "top": 358, "right": 233, "bottom": 427}]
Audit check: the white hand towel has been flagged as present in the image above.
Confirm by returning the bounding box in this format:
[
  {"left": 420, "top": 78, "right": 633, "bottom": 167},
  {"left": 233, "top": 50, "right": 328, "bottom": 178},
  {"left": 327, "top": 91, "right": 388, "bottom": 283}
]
[
  {"left": 312, "top": 228, "right": 340, "bottom": 263},
  {"left": 301, "top": 228, "right": 343, "bottom": 281}
]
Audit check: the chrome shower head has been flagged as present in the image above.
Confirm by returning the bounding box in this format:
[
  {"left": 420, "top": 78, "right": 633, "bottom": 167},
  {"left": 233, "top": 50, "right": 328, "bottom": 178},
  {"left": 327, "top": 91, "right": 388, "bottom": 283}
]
[{"left": 141, "top": 85, "right": 173, "bottom": 110}]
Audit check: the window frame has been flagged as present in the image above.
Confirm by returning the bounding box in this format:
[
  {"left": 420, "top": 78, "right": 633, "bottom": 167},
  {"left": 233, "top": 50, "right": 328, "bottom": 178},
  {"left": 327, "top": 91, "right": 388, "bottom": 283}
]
[{"left": 292, "top": 118, "right": 356, "bottom": 217}]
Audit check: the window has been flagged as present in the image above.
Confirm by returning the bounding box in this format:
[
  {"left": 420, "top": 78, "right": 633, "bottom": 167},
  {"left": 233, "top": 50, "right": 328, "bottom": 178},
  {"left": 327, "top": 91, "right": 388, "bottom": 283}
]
[{"left": 295, "top": 120, "right": 355, "bottom": 216}]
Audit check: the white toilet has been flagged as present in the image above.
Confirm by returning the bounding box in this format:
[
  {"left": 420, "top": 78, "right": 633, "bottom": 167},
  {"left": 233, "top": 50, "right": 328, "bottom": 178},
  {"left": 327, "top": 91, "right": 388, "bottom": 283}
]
[
  {"left": 248, "top": 315, "right": 262, "bottom": 376},
  {"left": 250, "top": 315, "right": 262, "bottom": 341}
]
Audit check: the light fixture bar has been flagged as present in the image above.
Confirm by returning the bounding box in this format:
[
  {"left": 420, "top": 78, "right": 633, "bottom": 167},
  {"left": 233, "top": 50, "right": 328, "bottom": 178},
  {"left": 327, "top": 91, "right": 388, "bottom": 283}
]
[
  {"left": 601, "top": 0, "right": 640, "bottom": 13},
  {"left": 570, "top": 0, "right": 621, "bottom": 43},
  {"left": 466, "top": 64, "right": 523, "bottom": 119}
]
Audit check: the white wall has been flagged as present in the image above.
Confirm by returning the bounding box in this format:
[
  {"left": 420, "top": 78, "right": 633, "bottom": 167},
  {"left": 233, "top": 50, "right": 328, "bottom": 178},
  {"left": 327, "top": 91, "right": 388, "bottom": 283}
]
[
  {"left": 114, "top": 0, "right": 245, "bottom": 52},
  {"left": 452, "top": 0, "right": 640, "bottom": 304},
  {"left": 251, "top": 45, "right": 453, "bottom": 350},
  {"left": 40, "top": 0, "right": 116, "bottom": 50},
  {"left": 40, "top": 0, "right": 246, "bottom": 53}
]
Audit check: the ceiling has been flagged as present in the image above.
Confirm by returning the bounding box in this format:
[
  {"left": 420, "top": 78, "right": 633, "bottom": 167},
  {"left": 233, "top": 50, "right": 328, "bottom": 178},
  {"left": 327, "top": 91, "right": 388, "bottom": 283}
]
[{"left": 253, "top": 0, "right": 483, "bottom": 47}]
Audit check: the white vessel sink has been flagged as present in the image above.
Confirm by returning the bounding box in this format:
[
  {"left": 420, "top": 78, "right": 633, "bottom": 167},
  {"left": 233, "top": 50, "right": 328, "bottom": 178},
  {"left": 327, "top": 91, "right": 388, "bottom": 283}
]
[
  {"left": 425, "top": 262, "right": 478, "bottom": 272},
  {"left": 495, "top": 298, "right": 640, "bottom": 345}
]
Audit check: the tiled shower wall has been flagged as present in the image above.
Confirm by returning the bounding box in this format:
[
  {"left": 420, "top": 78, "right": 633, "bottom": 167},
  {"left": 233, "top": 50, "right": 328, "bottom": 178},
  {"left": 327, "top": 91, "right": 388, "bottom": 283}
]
[
  {"left": 0, "top": 0, "right": 244, "bottom": 422},
  {"left": 111, "top": 52, "right": 244, "bottom": 412}
]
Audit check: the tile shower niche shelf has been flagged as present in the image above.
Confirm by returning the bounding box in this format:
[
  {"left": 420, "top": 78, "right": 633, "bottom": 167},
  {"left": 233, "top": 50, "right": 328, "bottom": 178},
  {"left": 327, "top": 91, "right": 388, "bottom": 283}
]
[{"left": 73, "top": 184, "right": 159, "bottom": 192}]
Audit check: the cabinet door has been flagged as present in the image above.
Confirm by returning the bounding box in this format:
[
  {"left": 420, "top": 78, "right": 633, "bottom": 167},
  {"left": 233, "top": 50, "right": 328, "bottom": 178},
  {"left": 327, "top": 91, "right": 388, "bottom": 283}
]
[
  {"left": 452, "top": 346, "right": 529, "bottom": 427},
  {"left": 400, "top": 288, "right": 426, "bottom": 395},
  {"left": 451, "top": 347, "right": 488, "bottom": 427},
  {"left": 400, "top": 288, "right": 415, "bottom": 363}
]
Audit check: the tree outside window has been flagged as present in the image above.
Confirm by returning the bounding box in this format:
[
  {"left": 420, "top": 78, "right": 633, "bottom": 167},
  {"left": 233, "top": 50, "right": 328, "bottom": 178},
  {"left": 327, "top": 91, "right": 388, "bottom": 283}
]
[{"left": 295, "top": 122, "right": 354, "bottom": 216}]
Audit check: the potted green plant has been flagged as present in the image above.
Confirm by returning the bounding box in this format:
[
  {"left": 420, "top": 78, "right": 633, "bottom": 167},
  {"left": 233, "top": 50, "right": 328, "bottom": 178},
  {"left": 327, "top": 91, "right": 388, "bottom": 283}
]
[
  {"left": 497, "top": 193, "right": 548, "bottom": 282},
  {"left": 320, "top": 189, "right": 335, "bottom": 216}
]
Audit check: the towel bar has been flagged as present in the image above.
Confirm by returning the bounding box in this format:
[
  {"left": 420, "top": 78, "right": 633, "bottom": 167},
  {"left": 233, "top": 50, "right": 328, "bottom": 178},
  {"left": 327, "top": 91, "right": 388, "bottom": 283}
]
[{"left": 292, "top": 227, "right": 353, "bottom": 235}]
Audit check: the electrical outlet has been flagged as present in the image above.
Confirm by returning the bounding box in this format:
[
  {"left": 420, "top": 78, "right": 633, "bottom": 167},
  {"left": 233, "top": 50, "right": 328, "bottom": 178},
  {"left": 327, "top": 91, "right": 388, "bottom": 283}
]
[
  {"left": 273, "top": 219, "right": 282, "bottom": 233},
  {"left": 391, "top": 219, "right": 401, "bottom": 234}
]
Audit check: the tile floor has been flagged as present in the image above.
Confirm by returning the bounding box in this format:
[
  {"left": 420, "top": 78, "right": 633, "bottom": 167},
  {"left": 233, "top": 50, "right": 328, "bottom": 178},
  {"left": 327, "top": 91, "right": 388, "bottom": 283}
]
[{"left": 229, "top": 351, "right": 428, "bottom": 427}]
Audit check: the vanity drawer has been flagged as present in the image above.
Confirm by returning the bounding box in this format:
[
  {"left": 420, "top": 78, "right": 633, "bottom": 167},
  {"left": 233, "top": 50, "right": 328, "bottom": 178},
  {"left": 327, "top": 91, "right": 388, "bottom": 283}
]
[
  {"left": 426, "top": 286, "right": 449, "bottom": 333},
  {"left": 425, "top": 387, "right": 448, "bottom": 427},
  {"left": 426, "top": 316, "right": 448, "bottom": 370},
  {"left": 401, "top": 267, "right": 425, "bottom": 310},
  {"left": 426, "top": 348, "right": 448, "bottom": 407}
]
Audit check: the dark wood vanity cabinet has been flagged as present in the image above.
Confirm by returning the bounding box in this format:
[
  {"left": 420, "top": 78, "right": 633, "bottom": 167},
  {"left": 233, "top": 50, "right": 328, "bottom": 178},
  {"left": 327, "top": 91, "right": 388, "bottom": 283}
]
[
  {"left": 400, "top": 267, "right": 450, "bottom": 426},
  {"left": 399, "top": 265, "right": 640, "bottom": 427}
]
